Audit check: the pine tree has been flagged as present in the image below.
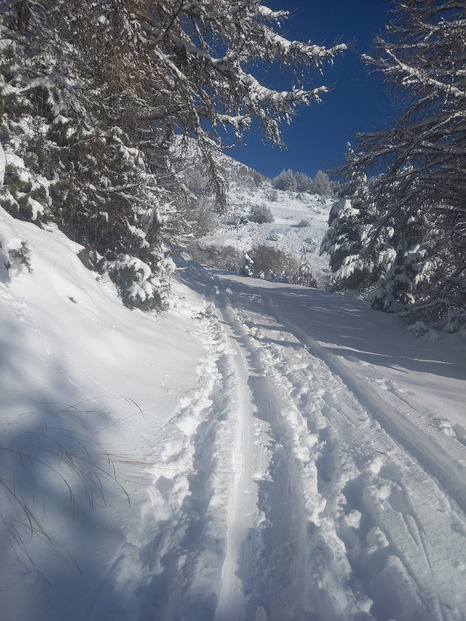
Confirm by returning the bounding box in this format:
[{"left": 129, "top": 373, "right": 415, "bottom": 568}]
[
  {"left": 311, "top": 170, "right": 335, "bottom": 197},
  {"left": 295, "top": 255, "right": 317, "bottom": 287},
  {"left": 274, "top": 169, "right": 298, "bottom": 192},
  {"left": 295, "top": 172, "right": 313, "bottom": 193},
  {"left": 333, "top": 0, "right": 465, "bottom": 326},
  {"left": 320, "top": 173, "right": 379, "bottom": 292}
]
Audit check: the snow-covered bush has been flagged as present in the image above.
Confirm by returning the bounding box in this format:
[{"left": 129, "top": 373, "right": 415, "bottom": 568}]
[
  {"left": 192, "top": 244, "right": 243, "bottom": 273},
  {"left": 249, "top": 205, "right": 275, "bottom": 224},
  {"left": 247, "top": 244, "right": 299, "bottom": 282},
  {"left": 240, "top": 246, "right": 318, "bottom": 287},
  {"left": 108, "top": 253, "right": 173, "bottom": 311},
  {"left": 0, "top": 236, "right": 31, "bottom": 280}
]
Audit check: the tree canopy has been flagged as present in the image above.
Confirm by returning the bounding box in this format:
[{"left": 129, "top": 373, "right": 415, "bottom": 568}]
[
  {"left": 0, "top": 0, "right": 345, "bottom": 308},
  {"left": 324, "top": 0, "right": 465, "bottom": 328}
]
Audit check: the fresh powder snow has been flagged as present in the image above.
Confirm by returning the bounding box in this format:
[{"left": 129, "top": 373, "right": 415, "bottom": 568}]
[
  {"left": 1, "top": 201, "right": 465, "bottom": 621},
  {"left": 0, "top": 139, "right": 5, "bottom": 188}
]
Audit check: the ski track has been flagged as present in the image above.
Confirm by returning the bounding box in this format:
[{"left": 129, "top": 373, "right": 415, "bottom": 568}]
[{"left": 134, "top": 267, "right": 466, "bottom": 621}]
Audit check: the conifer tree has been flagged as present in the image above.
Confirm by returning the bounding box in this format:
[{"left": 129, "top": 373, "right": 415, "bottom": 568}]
[
  {"left": 0, "top": 0, "right": 345, "bottom": 308},
  {"left": 295, "top": 255, "right": 317, "bottom": 287},
  {"left": 274, "top": 169, "right": 298, "bottom": 192},
  {"left": 328, "top": 0, "right": 465, "bottom": 326},
  {"left": 311, "top": 170, "right": 334, "bottom": 197}
]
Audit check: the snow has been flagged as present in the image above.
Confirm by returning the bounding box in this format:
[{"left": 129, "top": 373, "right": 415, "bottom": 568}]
[
  {"left": 0, "top": 139, "right": 5, "bottom": 187},
  {"left": 1, "top": 203, "right": 466, "bottom": 621},
  {"left": 198, "top": 182, "right": 333, "bottom": 282}
]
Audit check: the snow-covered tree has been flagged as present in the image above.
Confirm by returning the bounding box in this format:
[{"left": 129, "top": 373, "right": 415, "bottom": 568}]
[
  {"left": 320, "top": 187, "right": 379, "bottom": 294},
  {"left": 0, "top": 0, "right": 345, "bottom": 307},
  {"left": 322, "top": 168, "right": 449, "bottom": 314},
  {"left": 311, "top": 170, "right": 335, "bottom": 197},
  {"left": 295, "top": 172, "right": 313, "bottom": 193},
  {"left": 240, "top": 251, "right": 255, "bottom": 277},
  {"left": 294, "top": 255, "right": 317, "bottom": 287},
  {"left": 0, "top": 0, "right": 174, "bottom": 308},
  {"left": 333, "top": 0, "right": 465, "bottom": 325},
  {"left": 274, "top": 169, "right": 298, "bottom": 192}
]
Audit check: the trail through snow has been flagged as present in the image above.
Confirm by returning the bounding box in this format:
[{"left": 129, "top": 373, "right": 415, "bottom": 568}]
[
  {"left": 1, "top": 209, "right": 466, "bottom": 621},
  {"left": 141, "top": 258, "right": 466, "bottom": 621}
]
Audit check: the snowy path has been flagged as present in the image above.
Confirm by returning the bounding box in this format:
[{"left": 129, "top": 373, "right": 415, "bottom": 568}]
[
  {"left": 140, "top": 261, "right": 466, "bottom": 621},
  {"left": 4, "top": 209, "right": 465, "bottom": 621}
]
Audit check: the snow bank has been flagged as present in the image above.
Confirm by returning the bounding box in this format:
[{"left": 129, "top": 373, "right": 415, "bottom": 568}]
[{"left": 0, "top": 206, "right": 207, "bottom": 620}]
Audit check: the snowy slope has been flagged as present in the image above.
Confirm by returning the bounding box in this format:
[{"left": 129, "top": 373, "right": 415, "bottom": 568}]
[
  {"left": 202, "top": 182, "right": 333, "bottom": 278},
  {"left": 173, "top": 137, "right": 334, "bottom": 281},
  {"left": 1, "top": 205, "right": 466, "bottom": 621},
  {"left": 0, "top": 207, "right": 207, "bottom": 619}
]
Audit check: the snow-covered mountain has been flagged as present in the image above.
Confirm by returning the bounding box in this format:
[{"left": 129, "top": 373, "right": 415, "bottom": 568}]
[
  {"left": 172, "top": 139, "right": 335, "bottom": 286},
  {"left": 201, "top": 182, "right": 332, "bottom": 276},
  {"left": 1, "top": 161, "right": 466, "bottom": 620}
]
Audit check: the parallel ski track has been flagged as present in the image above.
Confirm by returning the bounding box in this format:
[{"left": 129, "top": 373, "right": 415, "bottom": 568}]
[
  {"left": 216, "top": 292, "right": 313, "bottom": 620},
  {"left": 213, "top": 280, "right": 466, "bottom": 620},
  {"left": 144, "top": 265, "right": 466, "bottom": 621},
  {"left": 264, "top": 292, "right": 466, "bottom": 517}
]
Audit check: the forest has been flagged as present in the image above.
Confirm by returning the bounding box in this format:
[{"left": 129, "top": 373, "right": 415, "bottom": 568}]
[{"left": 0, "top": 0, "right": 464, "bottom": 324}]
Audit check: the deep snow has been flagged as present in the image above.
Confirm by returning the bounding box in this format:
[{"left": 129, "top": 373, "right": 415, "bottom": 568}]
[{"left": 1, "top": 205, "right": 466, "bottom": 621}]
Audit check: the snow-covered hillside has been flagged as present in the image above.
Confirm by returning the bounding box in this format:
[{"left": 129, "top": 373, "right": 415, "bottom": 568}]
[
  {"left": 172, "top": 139, "right": 335, "bottom": 284},
  {"left": 1, "top": 204, "right": 466, "bottom": 621},
  {"left": 200, "top": 182, "right": 333, "bottom": 278}
]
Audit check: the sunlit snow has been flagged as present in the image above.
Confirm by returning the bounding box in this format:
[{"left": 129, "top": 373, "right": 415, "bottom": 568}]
[{"left": 1, "top": 201, "right": 465, "bottom": 621}]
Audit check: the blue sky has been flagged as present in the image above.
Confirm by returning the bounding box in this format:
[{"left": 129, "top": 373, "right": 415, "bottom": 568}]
[{"left": 231, "top": 0, "right": 394, "bottom": 179}]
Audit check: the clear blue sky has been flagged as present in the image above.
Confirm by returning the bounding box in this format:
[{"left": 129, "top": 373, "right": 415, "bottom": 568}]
[{"left": 231, "top": 0, "right": 394, "bottom": 179}]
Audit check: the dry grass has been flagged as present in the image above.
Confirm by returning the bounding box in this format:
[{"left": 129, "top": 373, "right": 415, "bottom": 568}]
[{"left": 0, "top": 401, "right": 135, "bottom": 587}]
